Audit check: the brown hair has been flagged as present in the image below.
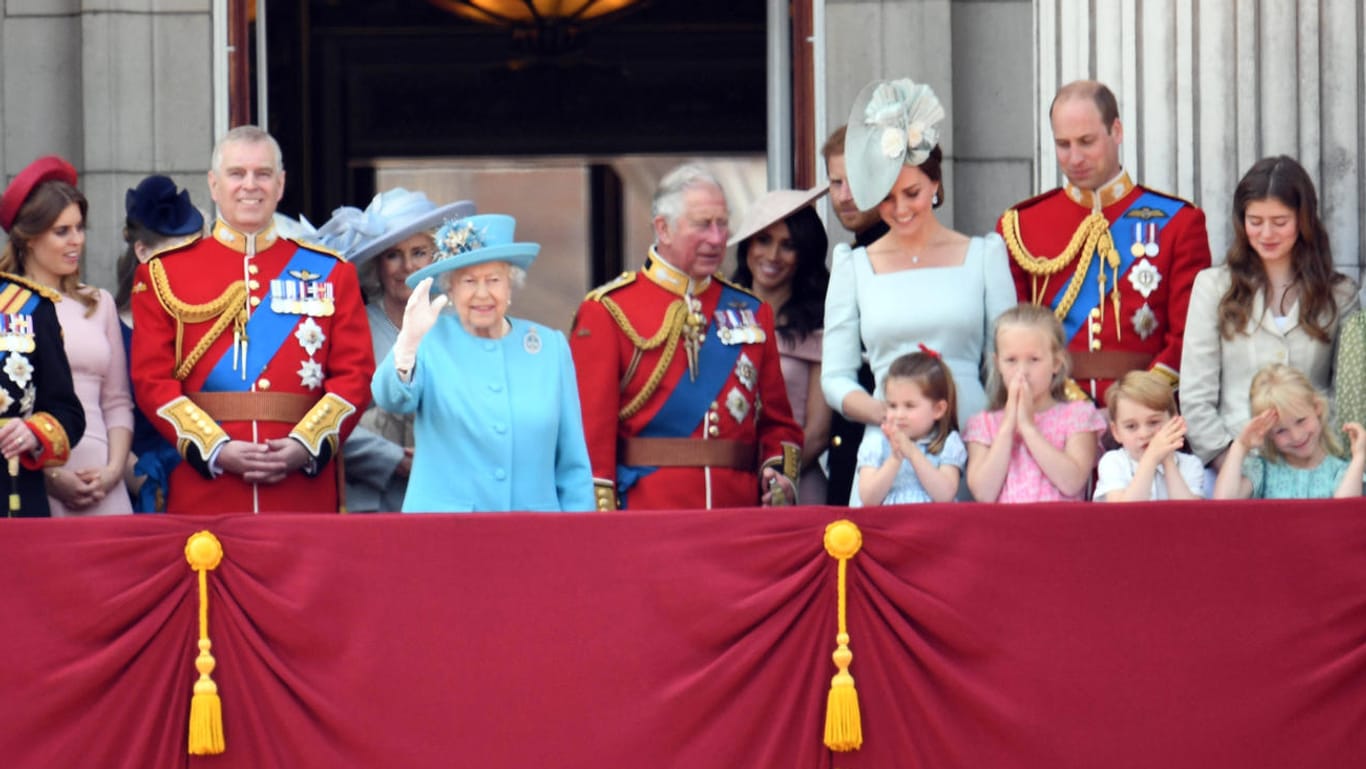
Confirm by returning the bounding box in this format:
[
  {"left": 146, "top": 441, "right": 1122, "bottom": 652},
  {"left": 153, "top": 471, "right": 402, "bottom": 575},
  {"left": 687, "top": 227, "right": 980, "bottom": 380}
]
[
  {"left": 1248, "top": 363, "right": 1343, "bottom": 461},
  {"left": 1218, "top": 156, "right": 1348, "bottom": 343},
  {"left": 883, "top": 349, "right": 958, "bottom": 455},
  {"left": 0, "top": 180, "right": 97, "bottom": 315},
  {"left": 821, "top": 125, "right": 847, "bottom": 164},
  {"left": 1049, "top": 80, "right": 1120, "bottom": 130},
  {"left": 985, "top": 303, "right": 1072, "bottom": 410},
  {"left": 1105, "top": 370, "right": 1177, "bottom": 421}
]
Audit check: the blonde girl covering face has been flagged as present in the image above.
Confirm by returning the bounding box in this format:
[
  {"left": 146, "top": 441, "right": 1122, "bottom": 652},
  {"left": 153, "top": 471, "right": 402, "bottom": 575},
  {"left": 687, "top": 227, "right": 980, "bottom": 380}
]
[
  {"left": 965, "top": 304, "right": 1105, "bottom": 503},
  {"left": 1214, "top": 363, "right": 1366, "bottom": 499}
]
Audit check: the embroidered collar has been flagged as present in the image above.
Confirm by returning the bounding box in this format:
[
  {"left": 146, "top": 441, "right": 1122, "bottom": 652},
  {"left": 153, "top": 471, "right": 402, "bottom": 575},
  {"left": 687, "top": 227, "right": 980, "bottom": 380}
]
[
  {"left": 1064, "top": 169, "right": 1135, "bottom": 212},
  {"left": 643, "top": 247, "right": 710, "bottom": 297},
  {"left": 213, "top": 218, "right": 279, "bottom": 255}
]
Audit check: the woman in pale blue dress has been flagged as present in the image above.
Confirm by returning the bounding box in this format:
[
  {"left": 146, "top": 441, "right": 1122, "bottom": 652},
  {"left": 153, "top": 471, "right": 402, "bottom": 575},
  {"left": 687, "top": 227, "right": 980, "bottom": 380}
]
[
  {"left": 822, "top": 77, "right": 1015, "bottom": 503},
  {"left": 371, "top": 214, "right": 593, "bottom": 513}
]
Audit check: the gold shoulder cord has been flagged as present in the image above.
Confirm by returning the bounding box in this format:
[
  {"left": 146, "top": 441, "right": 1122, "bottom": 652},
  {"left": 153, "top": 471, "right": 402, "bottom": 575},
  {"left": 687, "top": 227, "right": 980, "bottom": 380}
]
[
  {"left": 1001, "top": 209, "right": 1121, "bottom": 334},
  {"left": 149, "top": 260, "right": 250, "bottom": 380},
  {"left": 601, "top": 296, "right": 689, "bottom": 420}
]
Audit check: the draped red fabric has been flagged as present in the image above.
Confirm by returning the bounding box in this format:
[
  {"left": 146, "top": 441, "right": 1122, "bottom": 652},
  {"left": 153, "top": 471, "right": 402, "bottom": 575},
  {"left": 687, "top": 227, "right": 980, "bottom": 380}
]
[{"left": 1, "top": 500, "right": 1363, "bottom": 769}]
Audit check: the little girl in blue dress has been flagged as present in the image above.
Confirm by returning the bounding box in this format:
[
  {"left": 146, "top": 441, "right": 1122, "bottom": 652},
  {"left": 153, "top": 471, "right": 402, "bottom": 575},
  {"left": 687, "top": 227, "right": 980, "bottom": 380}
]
[
  {"left": 856, "top": 346, "right": 966, "bottom": 505},
  {"left": 1213, "top": 363, "right": 1366, "bottom": 499}
]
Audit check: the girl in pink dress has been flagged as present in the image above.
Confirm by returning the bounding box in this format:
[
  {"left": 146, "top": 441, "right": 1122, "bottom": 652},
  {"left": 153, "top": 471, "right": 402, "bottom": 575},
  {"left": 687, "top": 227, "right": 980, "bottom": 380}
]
[
  {"left": 965, "top": 304, "right": 1106, "bottom": 502},
  {"left": 0, "top": 177, "right": 133, "bottom": 515}
]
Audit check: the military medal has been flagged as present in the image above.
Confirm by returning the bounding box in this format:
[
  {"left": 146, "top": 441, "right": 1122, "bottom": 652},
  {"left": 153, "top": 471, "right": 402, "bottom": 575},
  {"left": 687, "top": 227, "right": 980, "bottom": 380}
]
[
  {"left": 1144, "top": 223, "right": 1160, "bottom": 257},
  {"left": 0, "top": 314, "right": 35, "bottom": 354},
  {"left": 3, "top": 352, "right": 33, "bottom": 389},
  {"left": 735, "top": 352, "right": 757, "bottom": 391},
  {"left": 725, "top": 386, "right": 750, "bottom": 422},
  {"left": 1130, "top": 223, "right": 1146, "bottom": 258},
  {"left": 1131, "top": 303, "right": 1158, "bottom": 340},
  {"left": 1127, "top": 258, "right": 1162, "bottom": 299},
  {"left": 524, "top": 326, "right": 542, "bottom": 354}
]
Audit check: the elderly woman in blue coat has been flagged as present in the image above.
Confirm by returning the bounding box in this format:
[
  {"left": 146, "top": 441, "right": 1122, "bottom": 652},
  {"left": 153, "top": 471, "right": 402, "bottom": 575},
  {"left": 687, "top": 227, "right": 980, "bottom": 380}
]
[{"left": 371, "top": 214, "right": 594, "bottom": 512}]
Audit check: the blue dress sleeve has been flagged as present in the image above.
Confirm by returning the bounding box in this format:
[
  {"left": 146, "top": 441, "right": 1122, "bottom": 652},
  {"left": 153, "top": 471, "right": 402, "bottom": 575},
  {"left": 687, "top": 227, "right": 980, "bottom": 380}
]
[
  {"left": 371, "top": 343, "right": 422, "bottom": 415},
  {"left": 939, "top": 431, "right": 968, "bottom": 470},
  {"left": 552, "top": 330, "right": 595, "bottom": 512},
  {"left": 821, "top": 244, "right": 863, "bottom": 414}
]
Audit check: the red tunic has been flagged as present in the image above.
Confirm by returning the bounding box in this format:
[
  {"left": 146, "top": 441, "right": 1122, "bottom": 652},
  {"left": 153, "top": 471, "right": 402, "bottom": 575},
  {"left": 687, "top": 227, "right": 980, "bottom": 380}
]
[
  {"left": 130, "top": 220, "right": 374, "bottom": 513},
  {"left": 997, "top": 173, "right": 1211, "bottom": 402},
  {"left": 569, "top": 251, "right": 803, "bottom": 510}
]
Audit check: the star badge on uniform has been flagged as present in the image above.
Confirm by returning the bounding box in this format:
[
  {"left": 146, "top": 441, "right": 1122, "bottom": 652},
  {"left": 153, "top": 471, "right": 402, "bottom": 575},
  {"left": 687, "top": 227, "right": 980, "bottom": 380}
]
[
  {"left": 1127, "top": 259, "right": 1162, "bottom": 299},
  {"left": 0, "top": 389, "right": 12, "bottom": 414},
  {"left": 1131, "top": 303, "right": 1159, "bottom": 340},
  {"left": 19, "top": 385, "right": 34, "bottom": 416},
  {"left": 4, "top": 352, "right": 33, "bottom": 389},
  {"left": 297, "top": 359, "right": 324, "bottom": 390},
  {"left": 725, "top": 386, "right": 749, "bottom": 423},
  {"left": 294, "top": 317, "right": 326, "bottom": 356},
  {"left": 735, "top": 352, "right": 757, "bottom": 391}
]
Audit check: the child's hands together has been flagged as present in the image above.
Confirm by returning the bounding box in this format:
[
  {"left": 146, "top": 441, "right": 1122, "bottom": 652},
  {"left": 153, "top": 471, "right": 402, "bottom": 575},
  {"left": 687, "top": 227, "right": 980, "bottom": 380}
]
[
  {"left": 1143, "top": 415, "right": 1187, "bottom": 464},
  {"left": 1013, "top": 372, "right": 1036, "bottom": 430},
  {"left": 882, "top": 418, "right": 915, "bottom": 460}
]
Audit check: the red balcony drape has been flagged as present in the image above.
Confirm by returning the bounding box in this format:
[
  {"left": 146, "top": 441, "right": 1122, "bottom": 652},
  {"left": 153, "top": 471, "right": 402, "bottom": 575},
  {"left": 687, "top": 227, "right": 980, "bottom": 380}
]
[{"left": 1, "top": 500, "right": 1363, "bottom": 768}]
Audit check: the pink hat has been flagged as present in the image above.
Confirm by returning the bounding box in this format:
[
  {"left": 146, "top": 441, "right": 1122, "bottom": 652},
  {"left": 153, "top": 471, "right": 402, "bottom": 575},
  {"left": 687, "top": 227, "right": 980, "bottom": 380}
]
[{"left": 0, "top": 156, "right": 78, "bottom": 232}]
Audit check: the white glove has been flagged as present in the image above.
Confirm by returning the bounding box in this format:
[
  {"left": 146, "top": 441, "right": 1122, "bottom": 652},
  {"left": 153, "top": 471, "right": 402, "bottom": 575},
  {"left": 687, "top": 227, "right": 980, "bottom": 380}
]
[{"left": 393, "top": 277, "right": 448, "bottom": 376}]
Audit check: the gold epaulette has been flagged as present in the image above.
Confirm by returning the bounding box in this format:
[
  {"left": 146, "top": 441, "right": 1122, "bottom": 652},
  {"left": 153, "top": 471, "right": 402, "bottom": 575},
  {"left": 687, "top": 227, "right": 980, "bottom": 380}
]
[
  {"left": 144, "top": 234, "right": 202, "bottom": 262},
  {"left": 292, "top": 239, "right": 346, "bottom": 262},
  {"left": 716, "top": 275, "right": 758, "bottom": 299},
  {"left": 584, "top": 271, "right": 635, "bottom": 303},
  {"left": 0, "top": 272, "right": 59, "bottom": 303},
  {"left": 147, "top": 260, "right": 249, "bottom": 379}
]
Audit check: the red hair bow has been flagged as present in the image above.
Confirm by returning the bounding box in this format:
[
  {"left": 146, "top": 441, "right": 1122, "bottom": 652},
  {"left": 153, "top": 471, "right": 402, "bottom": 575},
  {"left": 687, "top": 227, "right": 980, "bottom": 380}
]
[{"left": 918, "top": 343, "right": 941, "bottom": 359}]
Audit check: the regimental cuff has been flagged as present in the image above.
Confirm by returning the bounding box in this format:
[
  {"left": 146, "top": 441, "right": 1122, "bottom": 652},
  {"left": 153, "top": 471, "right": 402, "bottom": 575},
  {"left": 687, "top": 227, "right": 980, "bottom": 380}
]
[
  {"left": 156, "top": 396, "right": 229, "bottom": 473},
  {"left": 21, "top": 412, "right": 70, "bottom": 470},
  {"left": 1152, "top": 363, "right": 1179, "bottom": 388},
  {"left": 289, "top": 392, "right": 356, "bottom": 459},
  {"left": 592, "top": 479, "right": 618, "bottom": 511}
]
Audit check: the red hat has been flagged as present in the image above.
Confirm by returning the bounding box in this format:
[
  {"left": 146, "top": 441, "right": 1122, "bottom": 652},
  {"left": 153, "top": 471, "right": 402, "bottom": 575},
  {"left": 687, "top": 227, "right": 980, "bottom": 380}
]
[{"left": 0, "top": 155, "right": 78, "bottom": 232}]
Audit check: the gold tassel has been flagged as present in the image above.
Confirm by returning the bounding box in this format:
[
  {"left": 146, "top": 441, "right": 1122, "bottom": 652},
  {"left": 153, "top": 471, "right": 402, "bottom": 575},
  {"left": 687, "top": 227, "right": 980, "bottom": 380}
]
[
  {"left": 185, "top": 531, "right": 225, "bottom": 755},
  {"left": 823, "top": 520, "right": 863, "bottom": 751}
]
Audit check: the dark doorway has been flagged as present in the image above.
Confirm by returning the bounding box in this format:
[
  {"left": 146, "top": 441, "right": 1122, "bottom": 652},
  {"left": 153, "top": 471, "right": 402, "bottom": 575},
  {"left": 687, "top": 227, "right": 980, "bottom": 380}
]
[{"left": 262, "top": 0, "right": 767, "bottom": 224}]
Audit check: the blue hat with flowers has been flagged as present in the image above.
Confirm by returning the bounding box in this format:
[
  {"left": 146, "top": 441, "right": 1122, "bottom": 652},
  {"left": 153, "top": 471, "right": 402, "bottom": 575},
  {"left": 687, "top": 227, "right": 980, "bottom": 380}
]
[
  {"left": 313, "top": 188, "right": 475, "bottom": 266},
  {"left": 844, "top": 77, "right": 946, "bottom": 211},
  {"left": 404, "top": 214, "right": 540, "bottom": 288},
  {"left": 125, "top": 175, "right": 204, "bottom": 236}
]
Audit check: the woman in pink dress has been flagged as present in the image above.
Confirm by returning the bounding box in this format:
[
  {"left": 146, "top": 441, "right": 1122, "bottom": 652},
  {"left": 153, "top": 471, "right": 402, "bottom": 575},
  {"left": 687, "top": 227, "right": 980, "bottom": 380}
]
[
  {"left": 728, "top": 187, "right": 832, "bottom": 504},
  {"left": 0, "top": 161, "right": 133, "bottom": 515}
]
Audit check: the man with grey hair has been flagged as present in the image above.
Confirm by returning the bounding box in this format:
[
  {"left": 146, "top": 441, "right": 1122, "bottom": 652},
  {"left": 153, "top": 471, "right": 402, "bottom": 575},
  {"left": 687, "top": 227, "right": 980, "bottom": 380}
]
[
  {"left": 570, "top": 163, "right": 803, "bottom": 510},
  {"left": 130, "top": 124, "right": 374, "bottom": 513}
]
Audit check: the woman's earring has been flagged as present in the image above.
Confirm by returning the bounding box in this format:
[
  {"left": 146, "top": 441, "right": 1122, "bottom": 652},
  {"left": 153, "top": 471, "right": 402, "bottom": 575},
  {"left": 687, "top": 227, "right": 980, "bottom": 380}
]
[{"left": 932, "top": 192, "right": 941, "bottom": 206}]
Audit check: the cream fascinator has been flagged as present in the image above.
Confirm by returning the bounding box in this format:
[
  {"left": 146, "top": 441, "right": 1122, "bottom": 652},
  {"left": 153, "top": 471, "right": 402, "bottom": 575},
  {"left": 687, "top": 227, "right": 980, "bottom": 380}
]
[{"left": 844, "top": 77, "right": 946, "bottom": 211}]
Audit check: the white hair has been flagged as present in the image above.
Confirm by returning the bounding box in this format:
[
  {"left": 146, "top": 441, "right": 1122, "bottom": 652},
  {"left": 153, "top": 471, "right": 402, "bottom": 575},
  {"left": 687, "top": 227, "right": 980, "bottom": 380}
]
[
  {"left": 437, "top": 261, "right": 526, "bottom": 295},
  {"left": 211, "top": 125, "right": 284, "bottom": 173},
  {"left": 651, "top": 164, "right": 723, "bottom": 226}
]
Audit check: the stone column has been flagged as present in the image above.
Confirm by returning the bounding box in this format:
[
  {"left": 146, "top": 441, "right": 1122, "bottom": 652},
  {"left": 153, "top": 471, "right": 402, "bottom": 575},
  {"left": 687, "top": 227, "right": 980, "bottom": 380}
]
[
  {"left": 1035, "top": 0, "right": 1366, "bottom": 278},
  {"left": 0, "top": 0, "right": 214, "bottom": 292}
]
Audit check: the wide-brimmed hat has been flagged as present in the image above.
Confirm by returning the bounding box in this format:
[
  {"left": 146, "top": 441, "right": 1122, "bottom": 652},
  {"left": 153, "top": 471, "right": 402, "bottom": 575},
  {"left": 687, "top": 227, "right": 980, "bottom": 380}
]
[
  {"left": 727, "top": 186, "right": 828, "bottom": 247},
  {"left": 126, "top": 175, "right": 204, "bottom": 236},
  {"left": 405, "top": 214, "right": 539, "bottom": 289},
  {"left": 314, "top": 188, "right": 475, "bottom": 266},
  {"left": 845, "top": 77, "right": 945, "bottom": 211},
  {"left": 0, "top": 155, "right": 78, "bottom": 232}
]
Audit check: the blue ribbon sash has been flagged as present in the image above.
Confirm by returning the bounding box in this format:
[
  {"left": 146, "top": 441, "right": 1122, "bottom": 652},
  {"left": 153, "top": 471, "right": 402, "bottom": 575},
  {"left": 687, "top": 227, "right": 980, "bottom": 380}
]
[
  {"left": 1054, "top": 191, "right": 1185, "bottom": 343},
  {"left": 202, "top": 246, "right": 337, "bottom": 392}
]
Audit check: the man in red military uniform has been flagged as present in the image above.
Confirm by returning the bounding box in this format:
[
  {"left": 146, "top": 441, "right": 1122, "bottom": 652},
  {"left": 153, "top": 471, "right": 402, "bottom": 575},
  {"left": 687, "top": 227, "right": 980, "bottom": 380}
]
[
  {"left": 131, "top": 126, "right": 373, "bottom": 513},
  {"left": 997, "top": 80, "right": 1211, "bottom": 403},
  {"left": 570, "top": 164, "right": 802, "bottom": 511}
]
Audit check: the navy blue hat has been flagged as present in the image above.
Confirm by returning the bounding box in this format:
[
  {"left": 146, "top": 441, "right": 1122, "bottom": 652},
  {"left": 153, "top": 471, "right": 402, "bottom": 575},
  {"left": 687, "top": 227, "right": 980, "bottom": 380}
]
[{"left": 125, "top": 175, "right": 204, "bottom": 236}]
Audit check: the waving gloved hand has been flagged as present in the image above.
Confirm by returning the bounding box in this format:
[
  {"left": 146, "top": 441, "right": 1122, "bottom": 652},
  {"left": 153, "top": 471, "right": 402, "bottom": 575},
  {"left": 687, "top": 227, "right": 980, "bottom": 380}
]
[{"left": 393, "top": 277, "right": 448, "bottom": 376}]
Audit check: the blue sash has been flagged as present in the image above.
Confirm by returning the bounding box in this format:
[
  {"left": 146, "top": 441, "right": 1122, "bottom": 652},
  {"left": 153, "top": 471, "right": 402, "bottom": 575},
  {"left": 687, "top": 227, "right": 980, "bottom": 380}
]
[
  {"left": 1054, "top": 191, "right": 1185, "bottom": 343},
  {"left": 618, "top": 284, "right": 757, "bottom": 497},
  {"left": 202, "top": 246, "right": 337, "bottom": 392}
]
